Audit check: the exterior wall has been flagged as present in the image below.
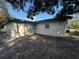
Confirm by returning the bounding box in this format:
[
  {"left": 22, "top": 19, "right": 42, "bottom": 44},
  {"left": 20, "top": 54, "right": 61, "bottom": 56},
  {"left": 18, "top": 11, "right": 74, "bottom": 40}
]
[
  {"left": 12, "top": 23, "right": 33, "bottom": 38},
  {"left": 36, "top": 21, "right": 67, "bottom": 36},
  {"left": 4, "top": 23, "right": 33, "bottom": 38},
  {"left": 4, "top": 23, "right": 12, "bottom": 35},
  {"left": 4, "top": 20, "right": 67, "bottom": 38}
]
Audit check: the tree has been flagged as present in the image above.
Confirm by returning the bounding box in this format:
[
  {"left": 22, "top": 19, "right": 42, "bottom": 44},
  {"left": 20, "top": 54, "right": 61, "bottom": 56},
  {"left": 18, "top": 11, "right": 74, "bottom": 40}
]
[
  {"left": 0, "top": 0, "right": 9, "bottom": 22},
  {"left": 0, "top": 0, "right": 10, "bottom": 31},
  {"left": 6, "top": 0, "right": 79, "bottom": 20},
  {"left": 0, "top": 9, "right": 10, "bottom": 22},
  {"left": 0, "top": 8, "right": 10, "bottom": 32}
]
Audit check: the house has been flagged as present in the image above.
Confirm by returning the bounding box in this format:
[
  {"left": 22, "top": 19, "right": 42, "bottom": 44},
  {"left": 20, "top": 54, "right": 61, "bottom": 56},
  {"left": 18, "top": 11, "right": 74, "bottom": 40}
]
[
  {"left": 4, "top": 16, "right": 72, "bottom": 38},
  {"left": 4, "top": 19, "right": 33, "bottom": 38}
]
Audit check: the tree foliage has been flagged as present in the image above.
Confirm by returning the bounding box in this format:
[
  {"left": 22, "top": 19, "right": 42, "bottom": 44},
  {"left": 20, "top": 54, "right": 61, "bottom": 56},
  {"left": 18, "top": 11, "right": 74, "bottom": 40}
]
[
  {"left": 0, "top": 9, "right": 10, "bottom": 22},
  {"left": 0, "top": 0, "right": 9, "bottom": 22},
  {"left": 0, "top": 8, "right": 10, "bottom": 29},
  {"left": 0, "top": 0, "right": 10, "bottom": 29},
  {"left": 6, "top": 0, "right": 79, "bottom": 19}
]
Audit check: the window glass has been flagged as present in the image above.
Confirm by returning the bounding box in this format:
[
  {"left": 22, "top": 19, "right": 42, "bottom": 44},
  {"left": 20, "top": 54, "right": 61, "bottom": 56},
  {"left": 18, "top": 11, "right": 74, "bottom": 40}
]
[{"left": 45, "top": 23, "right": 49, "bottom": 29}]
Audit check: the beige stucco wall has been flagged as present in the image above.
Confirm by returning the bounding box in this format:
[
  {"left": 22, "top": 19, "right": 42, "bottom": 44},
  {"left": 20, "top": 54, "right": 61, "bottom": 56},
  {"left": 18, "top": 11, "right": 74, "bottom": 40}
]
[
  {"left": 4, "top": 23, "right": 33, "bottom": 38},
  {"left": 4, "top": 20, "right": 67, "bottom": 38},
  {"left": 12, "top": 23, "right": 33, "bottom": 38},
  {"left": 4, "top": 23, "right": 12, "bottom": 35},
  {"left": 36, "top": 21, "right": 67, "bottom": 36}
]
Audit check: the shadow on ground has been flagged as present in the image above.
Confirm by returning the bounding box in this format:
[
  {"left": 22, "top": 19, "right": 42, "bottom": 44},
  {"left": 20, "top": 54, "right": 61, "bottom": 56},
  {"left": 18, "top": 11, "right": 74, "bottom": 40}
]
[{"left": 0, "top": 33, "right": 79, "bottom": 59}]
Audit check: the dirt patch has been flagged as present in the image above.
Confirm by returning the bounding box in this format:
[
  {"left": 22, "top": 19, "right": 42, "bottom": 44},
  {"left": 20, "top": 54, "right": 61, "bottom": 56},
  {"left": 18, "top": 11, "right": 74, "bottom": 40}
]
[{"left": 0, "top": 34, "right": 79, "bottom": 59}]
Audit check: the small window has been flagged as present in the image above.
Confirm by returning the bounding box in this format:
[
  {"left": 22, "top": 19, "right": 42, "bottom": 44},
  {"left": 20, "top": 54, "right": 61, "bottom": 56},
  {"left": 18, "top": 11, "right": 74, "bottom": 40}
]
[{"left": 45, "top": 24, "right": 49, "bottom": 29}]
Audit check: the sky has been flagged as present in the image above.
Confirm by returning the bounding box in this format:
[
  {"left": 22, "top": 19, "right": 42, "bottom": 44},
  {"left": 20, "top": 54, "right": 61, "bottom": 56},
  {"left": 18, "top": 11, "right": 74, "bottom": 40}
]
[
  {"left": 6, "top": 1, "right": 63, "bottom": 21},
  {"left": 1, "top": 0, "right": 79, "bottom": 21},
  {"left": 7, "top": 1, "right": 79, "bottom": 21}
]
